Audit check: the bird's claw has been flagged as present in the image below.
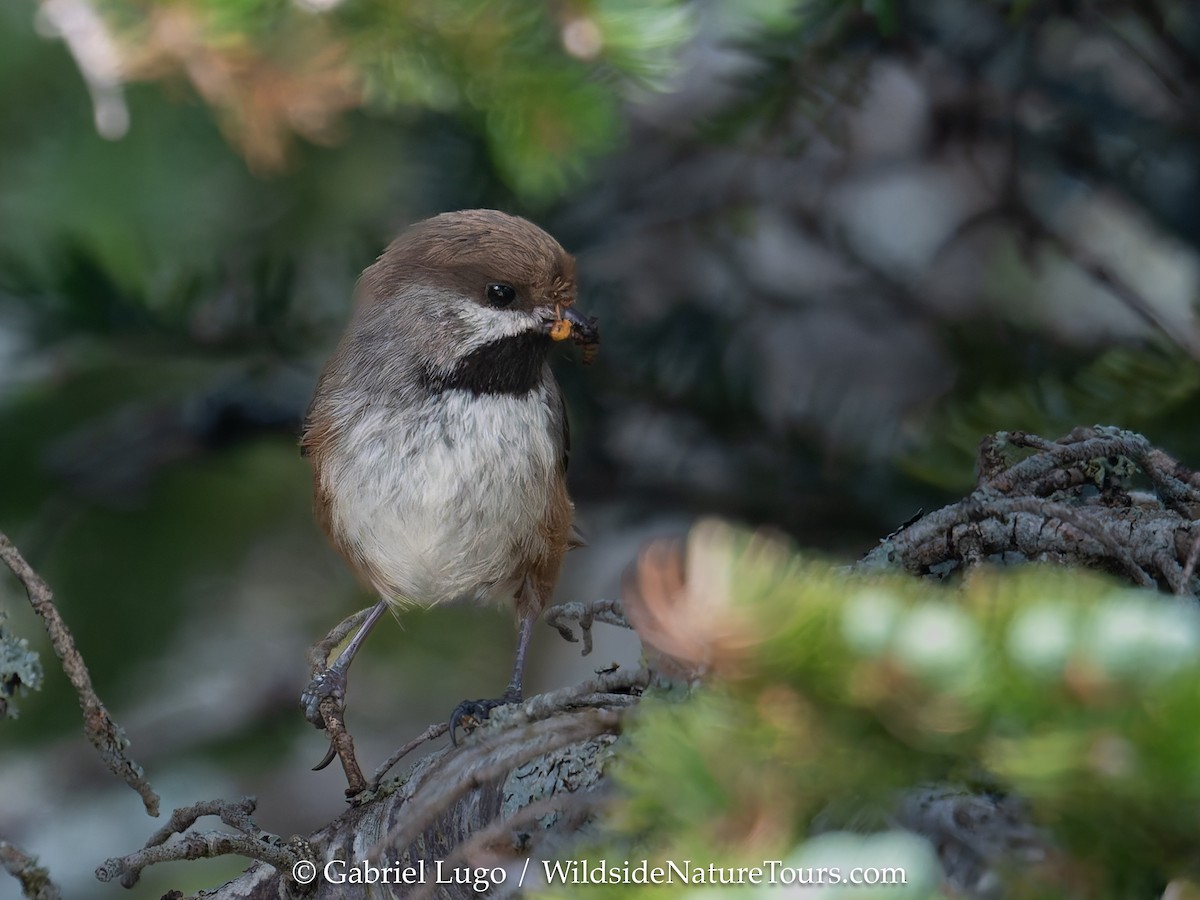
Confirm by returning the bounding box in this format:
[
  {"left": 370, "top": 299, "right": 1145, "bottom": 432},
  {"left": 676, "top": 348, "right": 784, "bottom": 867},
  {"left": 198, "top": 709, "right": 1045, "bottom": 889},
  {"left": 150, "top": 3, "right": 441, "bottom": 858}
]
[
  {"left": 312, "top": 742, "right": 338, "bottom": 772},
  {"left": 448, "top": 691, "right": 520, "bottom": 747},
  {"left": 301, "top": 668, "right": 347, "bottom": 729}
]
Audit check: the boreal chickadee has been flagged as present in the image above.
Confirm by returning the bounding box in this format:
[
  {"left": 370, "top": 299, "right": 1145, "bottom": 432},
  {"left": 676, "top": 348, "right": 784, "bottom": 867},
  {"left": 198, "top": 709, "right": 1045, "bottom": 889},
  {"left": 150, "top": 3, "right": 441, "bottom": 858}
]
[{"left": 300, "top": 209, "right": 598, "bottom": 750}]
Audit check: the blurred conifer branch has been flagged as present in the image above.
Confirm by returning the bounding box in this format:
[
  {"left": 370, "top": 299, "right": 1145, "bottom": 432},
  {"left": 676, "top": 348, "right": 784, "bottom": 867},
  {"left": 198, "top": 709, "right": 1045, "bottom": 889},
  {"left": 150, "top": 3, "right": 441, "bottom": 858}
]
[
  {"left": 32, "top": 0, "right": 696, "bottom": 201},
  {"left": 603, "top": 486, "right": 1200, "bottom": 897}
]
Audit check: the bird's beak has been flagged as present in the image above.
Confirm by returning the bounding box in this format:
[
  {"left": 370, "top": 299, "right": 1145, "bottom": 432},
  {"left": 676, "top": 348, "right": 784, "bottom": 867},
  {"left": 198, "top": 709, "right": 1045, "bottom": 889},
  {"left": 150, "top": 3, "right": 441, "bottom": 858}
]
[{"left": 538, "top": 304, "right": 599, "bottom": 345}]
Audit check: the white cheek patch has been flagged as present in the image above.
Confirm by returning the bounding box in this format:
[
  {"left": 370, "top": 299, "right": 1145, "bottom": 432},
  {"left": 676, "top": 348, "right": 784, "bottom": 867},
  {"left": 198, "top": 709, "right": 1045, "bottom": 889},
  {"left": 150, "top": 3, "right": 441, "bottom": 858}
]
[{"left": 453, "top": 301, "right": 542, "bottom": 355}]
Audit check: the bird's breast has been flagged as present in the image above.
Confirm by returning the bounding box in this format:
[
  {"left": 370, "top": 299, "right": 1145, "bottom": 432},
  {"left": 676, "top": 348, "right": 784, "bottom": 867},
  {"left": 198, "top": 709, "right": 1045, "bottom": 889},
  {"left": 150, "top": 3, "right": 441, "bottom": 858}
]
[{"left": 320, "top": 384, "right": 562, "bottom": 607}]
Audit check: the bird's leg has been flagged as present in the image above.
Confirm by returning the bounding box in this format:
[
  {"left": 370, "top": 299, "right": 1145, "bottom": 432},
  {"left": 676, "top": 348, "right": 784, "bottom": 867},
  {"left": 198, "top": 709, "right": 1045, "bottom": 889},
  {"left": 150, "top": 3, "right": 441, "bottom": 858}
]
[
  {"left": 449, "top": 604, "right": 539, "bottom": 746},
  {"left": 302, "top": 598, "right": 389, "bottom": 730},
  {"left": 504, "top": 609, "right": 537, "bottom": 700}
]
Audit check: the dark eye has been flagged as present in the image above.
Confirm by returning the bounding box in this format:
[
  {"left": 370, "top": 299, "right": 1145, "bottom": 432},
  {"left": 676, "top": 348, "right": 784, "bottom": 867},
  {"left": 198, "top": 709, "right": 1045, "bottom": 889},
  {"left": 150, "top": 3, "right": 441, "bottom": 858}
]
[{"left": 486, "top": 282, "right": 516, "bottom": 308}]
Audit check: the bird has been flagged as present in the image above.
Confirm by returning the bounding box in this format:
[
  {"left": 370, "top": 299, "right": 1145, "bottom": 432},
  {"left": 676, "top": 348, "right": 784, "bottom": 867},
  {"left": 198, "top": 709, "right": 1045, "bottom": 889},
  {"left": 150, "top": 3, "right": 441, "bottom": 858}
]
[{"left": 299, "top": 209, "right": 598, "bottom": 749}]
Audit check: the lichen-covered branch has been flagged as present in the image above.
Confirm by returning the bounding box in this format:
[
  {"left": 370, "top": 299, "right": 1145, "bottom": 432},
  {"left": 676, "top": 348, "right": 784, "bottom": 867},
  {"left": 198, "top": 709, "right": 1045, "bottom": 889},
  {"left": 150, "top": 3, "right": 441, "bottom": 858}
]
[
  {"left": 369, "top": 722, "right": 450, "bottom": 790},
  {"left": 366, "top": 662, "right": 644, "bottom": 791},
  {"left": 0, "top": 840, "right": 61, "bottom": 900},
  {"left": 371, "top": 707, "right": 623, "bottom": 862},
  {"left": 860, "top": 427, "right": 1200, "bottom": 594},
  {"left": 164, "top": 666, "right": 647, "bottom": 900},
  {"left": 0, "top": 532, "right": 159, "bottom": 816},
  {"left": 95, "top": 796, "right": 304, "bottom": 889}
]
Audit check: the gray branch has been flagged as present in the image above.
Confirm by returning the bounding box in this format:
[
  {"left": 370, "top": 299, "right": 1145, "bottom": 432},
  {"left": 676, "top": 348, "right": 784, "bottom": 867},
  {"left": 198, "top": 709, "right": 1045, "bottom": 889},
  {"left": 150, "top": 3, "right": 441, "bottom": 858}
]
[
  {"left": 104, "top": 667, "right": 647, "bottom": 899},
  {"left": 0, "top": 532, "right": 159, "bottom": 815},
  {"left": 860, "top": 427, "right": 1200, "bottom": 595},
  {"left": 0, "top": 840, "right": 61, "bottom": 900}
]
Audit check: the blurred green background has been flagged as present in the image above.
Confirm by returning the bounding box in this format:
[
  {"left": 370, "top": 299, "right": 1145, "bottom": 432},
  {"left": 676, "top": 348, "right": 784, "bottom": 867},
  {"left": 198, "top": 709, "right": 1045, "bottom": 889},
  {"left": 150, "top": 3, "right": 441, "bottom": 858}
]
[{"left": 2, "top": 0, "right": 1200, "bottom": 896}]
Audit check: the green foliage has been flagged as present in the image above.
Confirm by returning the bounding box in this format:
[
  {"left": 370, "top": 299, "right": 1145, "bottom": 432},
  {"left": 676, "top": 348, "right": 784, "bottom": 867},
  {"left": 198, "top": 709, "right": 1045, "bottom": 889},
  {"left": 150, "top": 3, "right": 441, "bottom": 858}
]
[
  {"left": 339, "top": 0, "right": 633, "bottom": 202},
  {"left": 904, "top": 342, "right": 1200, "bottom": 489},
  {"left": 576, "top": 524, "right": 1200, "bottom": 897},
  {"left": 0, "top": 0, "right": 700, "bottom": 341},
  {"left": 861, "top": 0, "right": 899, "bottom": 36},
  {"left": 84, "top": 0, "right": 693, "bottom": 205}
]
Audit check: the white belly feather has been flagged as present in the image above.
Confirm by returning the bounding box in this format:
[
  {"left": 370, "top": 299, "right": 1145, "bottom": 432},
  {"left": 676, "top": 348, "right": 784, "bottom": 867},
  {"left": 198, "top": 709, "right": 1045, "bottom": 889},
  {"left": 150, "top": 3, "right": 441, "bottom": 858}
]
[{"left": 323, "top": 386, "right": 559, "bottom": 607}]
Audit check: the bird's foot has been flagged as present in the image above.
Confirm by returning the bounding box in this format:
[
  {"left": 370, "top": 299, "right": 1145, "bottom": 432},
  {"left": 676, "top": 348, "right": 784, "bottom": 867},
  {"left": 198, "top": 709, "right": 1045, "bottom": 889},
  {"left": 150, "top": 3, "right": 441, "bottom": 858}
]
[
  {"left": 301, "top": 667, "right": 347, "bottom": 729},
  {"left": 449, "top": 688, "right": 521, "bottom": 747}
]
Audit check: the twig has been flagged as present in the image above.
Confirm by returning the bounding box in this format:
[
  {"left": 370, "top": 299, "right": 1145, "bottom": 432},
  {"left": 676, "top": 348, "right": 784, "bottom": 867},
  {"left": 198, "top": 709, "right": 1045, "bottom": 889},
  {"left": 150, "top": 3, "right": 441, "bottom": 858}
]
[
  {"left": 368, "top": 722, "right": 449, "bottom": 790},
  {"left": 320, "top": 694, "right": 366, "bottom": 798},
  {"left": 1179, "top": 531, "right": 1200, "bottom": 595},
  {"left": 987, "top": 428, "right": 1200, "bottom": 518},
  {"left": 95, "top": 796, "right": 300, "bottom": 889},
  {"left": 0, "top": 840, "right": 61, "bottom": 900},
  {"left": 495, "top": 666, "right": 648, "bottom": 723},
  {"left": 1141, "top": 446, "right": 1200, "bottom": 513},
  {"left": 934, "top": 153, "right": 1200, "bottom": 361},
  {"left": 1127, "top": 0, "right": 1200, "bottom": 90},
  {"left": 984, "top": 429, "right": 1151, "bottom": 496},
  {"left": 141, "top": 796, "right": 258, "bottom": 849},
  {"left": 0, "top": 532, "right": 159, "bottom": 816},
  {"left": 1153, "top": 547, "right": 1187, "bottom": 595},
  {"left": 1088, "top": 8, "right": 1192, "bottom": 106},
  {"left": 369, "top": 667, "right": 648, "bottom": 789},
  {"left": 1040, "top": 216, "right": 1200, "bottom": 360}
]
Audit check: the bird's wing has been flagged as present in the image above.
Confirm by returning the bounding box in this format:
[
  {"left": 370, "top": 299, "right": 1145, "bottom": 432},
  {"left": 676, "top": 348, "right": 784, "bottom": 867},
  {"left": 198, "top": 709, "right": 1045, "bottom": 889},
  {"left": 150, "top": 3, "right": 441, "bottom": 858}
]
[
  {"left": 551, "top": 383, "right": 589, "bottom": 549},
  {"left": 298, "top": 403, "right": 317, "bottom": 457},
  {"left": 298, "top": 389, "right": 327, "bottom": 459},
  {"left": 551, "top": 382, "right": 570, "bottom": 474}
]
